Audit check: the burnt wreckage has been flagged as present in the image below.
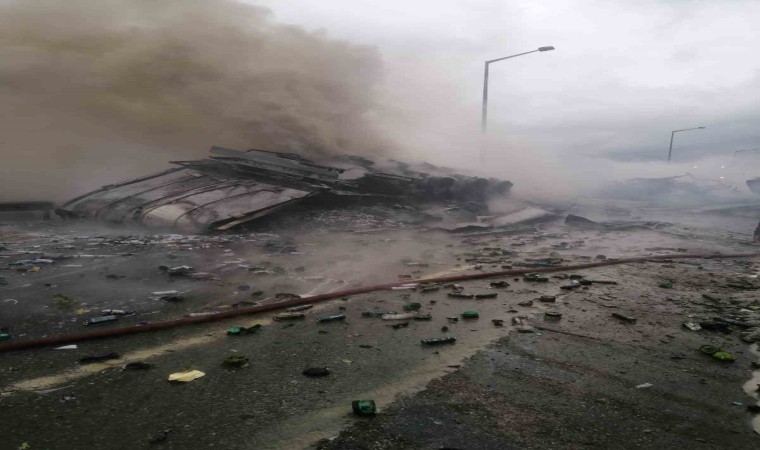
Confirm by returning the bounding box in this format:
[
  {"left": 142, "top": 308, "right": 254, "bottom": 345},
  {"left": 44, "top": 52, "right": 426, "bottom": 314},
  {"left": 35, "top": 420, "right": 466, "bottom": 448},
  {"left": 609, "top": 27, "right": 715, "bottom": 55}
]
[{"left": 57, "top": 146, "right": 512, "bottom": 232}]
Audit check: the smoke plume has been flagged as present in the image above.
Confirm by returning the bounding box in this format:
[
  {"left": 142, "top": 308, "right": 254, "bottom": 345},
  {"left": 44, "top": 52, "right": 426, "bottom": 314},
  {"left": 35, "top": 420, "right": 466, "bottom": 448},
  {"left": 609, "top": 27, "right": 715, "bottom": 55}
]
[{"left": 0, "top": 0, "right": 390, "bottom": 200}]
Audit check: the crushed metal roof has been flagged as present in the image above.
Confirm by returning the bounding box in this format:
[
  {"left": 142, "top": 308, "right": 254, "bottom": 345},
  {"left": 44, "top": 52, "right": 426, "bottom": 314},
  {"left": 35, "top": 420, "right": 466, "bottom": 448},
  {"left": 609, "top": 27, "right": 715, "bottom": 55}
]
[{"left": 57, "top": 146, "right": 512, "bottom": 232}]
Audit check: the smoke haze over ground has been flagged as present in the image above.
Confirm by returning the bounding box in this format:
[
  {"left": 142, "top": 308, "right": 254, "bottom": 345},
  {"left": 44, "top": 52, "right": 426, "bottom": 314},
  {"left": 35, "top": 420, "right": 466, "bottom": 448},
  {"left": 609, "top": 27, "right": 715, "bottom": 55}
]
[{"left": 0, "top": 0, "right": 390, "bottom": 200}]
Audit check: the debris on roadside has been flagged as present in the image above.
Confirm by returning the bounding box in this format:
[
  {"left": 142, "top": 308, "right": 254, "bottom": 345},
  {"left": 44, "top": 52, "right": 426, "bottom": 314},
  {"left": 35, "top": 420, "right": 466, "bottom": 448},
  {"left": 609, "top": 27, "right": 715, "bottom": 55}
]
[
  {"left": 362, "top": 310, "right": 396, "bottom": 318},
  {"left": 461, "top": 310, "right": 479, "bottom": 319},
  {"left": 699, "top": 345, "right": 736, "bottom": 362},
  {"left": 123, "top": 362, "right": 154, "bottom": 371},
  {"left": 79, "top": 352, "right": 120, "bottom": 364},
  {"left": 273, "top": 312, "right": 306, "bottom": 321},
  {"left": 222, "top": 355, "right": 249, "bottom": 368},
  {"left": 84, "top": 315, "right": 119, "bottom": 326},
  {"left": 302, "top": 367, "right": 331, "bottom": 377},
  {"left": 352, "top": 400, "right": 377, "bottom": 416},
  {"left": 683, "top": 322, "right": 702, "bottom": 331},
  {"left": 317, "top": 314, "right": 346, "bottom": 323},
  {"left": 421, "top": 337, "right": 457, "bottom": 346},
  {"left": 227, "top": 325, "right": 262, "bottom": 335},
  {"left": 286, "top": 304, "right": 313, "bottom": 312},
  {"left": 382, "top": 313, "right": 417, "bottom": 320},
  {"left": 612, "top": 312, "right": 637, "bottom": 324},
  {"left": 544, "top": 312, "right": 562, "bottom": 321},
  {"left": 150, "top": 290, "right": 184, "bottom": 302},
  {"left": 168, "top": 370, "right": 206, "bottom": 382}
]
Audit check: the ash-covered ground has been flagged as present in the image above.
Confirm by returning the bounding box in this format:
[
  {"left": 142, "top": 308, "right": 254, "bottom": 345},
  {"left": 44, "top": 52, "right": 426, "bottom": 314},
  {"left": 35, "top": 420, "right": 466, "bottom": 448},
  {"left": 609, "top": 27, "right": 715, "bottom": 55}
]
[{"left": 1, "top": 204, "right": 760, "bottom": 449}]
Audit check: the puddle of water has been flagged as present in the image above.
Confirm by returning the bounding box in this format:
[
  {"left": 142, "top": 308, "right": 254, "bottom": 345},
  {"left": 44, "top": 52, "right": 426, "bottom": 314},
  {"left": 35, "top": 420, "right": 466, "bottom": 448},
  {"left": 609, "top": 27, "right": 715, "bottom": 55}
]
[{"left": 741, "top": 343, "right": 760, "bottom": 435}]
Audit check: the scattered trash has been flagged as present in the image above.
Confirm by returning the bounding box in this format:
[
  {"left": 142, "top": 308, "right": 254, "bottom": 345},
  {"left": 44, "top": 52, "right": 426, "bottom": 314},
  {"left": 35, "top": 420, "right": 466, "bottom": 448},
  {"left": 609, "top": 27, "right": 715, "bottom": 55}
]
[
  {"left": 413, "top": 314, "right": 432, "bottom": 321},
  {"left": 55, "top": 344, "right": 78, "bottom": 350},
  {"left": 732, "top": 401, "right": 745, "bottom": 406},
  {"left": 302, "top": 367, "right": 330, "bottom": 377},
  {"left": 362, "top": 310, "right": 396, "bottom": 318},
  {"left": 683, "top": 322, "right": 702, "bottom": 331},
  {"left": 84, "top": 315, "right": 118, "bottom": 326},
  {"left": 403, "top": 302, "right": 422, "bottom": 311},
  {"left": 352, "top": 399, "right": 377, "bottom": 416},
  {"left": 518, "top": 300, "right": 534, "bottom": 307},
  {"left": 712, "top": 351, "right": 735, "bottom": 361},
  {"left": 391, "top": 283, "right": 418, "bottom": 290},
  {"left": 421, "top": 336, "right": 457, "bottom": 346},
  {"left": 388, "top": 321, "right": 409, "bottom": 329},
  {"left": 227, "top": 325, "right": 262, "bottom": 335},
  {"left": 489, "top": 281, "right": 510, "bottom": 288},
  {"left": 79, "top": 352, "right": 120, "bottom": 364},
  {"left": 168, "top": 370, "right": 205, "bottom": 382},
  {"left": 167, "top": 265, "right": 194, "bottom": 276},
  {"left": 101, "top": 309, "right": 134, "bottom": 316},
  {"left": 318, "top": 314, "right": 346, "bottom": 323},
  {"left": 222, "top": 355, "right": 249, "bottom": 368},
  {"left": 382, "top": 313, "right": 417, "bottom": 320},
  {"left": 237, "top": 284, "right": 251, "bottom": 291},
  {"left": 492, "top": 319, "right": 504, "bottom": 327},
  {"left": 461, "top": 310, "right": 479, "bottom": 319},
  {"left": 523, "top": 274, "right": 549, "bottom": 282},
  {"left": 273, "top": 312, "right": 306, "bottom": 321},
  {"left": 286, "top": 304, "right": 313, "bottom": 312},
  {"left": 123, "top": 362, "right": 154, "bottom": 370},
  {"left": 544, "top": 312, "right": 562, "bottom": 321},
  {"left": 538, "top": 295, "right": 556, "bottom": 303},
  {"left": 150, "top": 290, "right": 184, "bottom": 302},
  {"left": 446, "top": 316, "right": 459, "bottom": 323},
  {"left": 560, "top": 280, "right": 581, "bottom": 290},
  {"left": 699, "top": 345, "right": 720, "bottom": 355},
  {"left": 60, "top": 393, "right": 76, "bottom": 402},
  {"left": 419, "top": 284, "right": 440, "bottom": 293},
  {"left": 612, "top": 312, "right": 637, "bottom": 324},
  {"left": 699, "top": 345, "right": 735, "bottom": 361},
  {"left": 636, "top": 383, "right": 653, "bottom": 389},
  {"left": 0, "top": 332, "right": 11, "bottom": 342},
  {"left": 658, "top": 281, "right": 674, "bottom": 289}
]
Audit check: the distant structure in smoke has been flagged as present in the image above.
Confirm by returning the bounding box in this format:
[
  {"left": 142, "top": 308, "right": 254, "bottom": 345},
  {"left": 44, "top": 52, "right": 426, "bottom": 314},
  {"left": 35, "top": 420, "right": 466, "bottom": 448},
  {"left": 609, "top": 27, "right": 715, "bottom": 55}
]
[{"left": 0, "top": 0, "right": 391, "bottom": 200}]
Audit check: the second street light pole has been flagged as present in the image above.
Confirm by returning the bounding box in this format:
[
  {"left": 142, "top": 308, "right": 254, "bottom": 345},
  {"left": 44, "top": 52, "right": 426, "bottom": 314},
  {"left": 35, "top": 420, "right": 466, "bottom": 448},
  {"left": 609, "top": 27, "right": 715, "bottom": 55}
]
[
  {"left": 480, "top": 46, "right": 555, "bottom": 163},
  {"left": 667, "top": 126, "right": 706, "bottom": 163}
]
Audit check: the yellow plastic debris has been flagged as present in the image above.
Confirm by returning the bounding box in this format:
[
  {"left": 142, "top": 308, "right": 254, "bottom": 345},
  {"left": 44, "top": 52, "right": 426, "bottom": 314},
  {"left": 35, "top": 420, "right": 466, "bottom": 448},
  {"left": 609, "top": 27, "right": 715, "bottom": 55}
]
[{"left": 167, "top": 370, "right": 205, "bottom": 382}]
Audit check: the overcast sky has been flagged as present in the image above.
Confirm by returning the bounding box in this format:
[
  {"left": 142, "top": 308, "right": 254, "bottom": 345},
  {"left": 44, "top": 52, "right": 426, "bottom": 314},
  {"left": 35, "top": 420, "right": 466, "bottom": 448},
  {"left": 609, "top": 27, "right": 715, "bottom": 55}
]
[{"left": 252, "top": 0, "right": 760, "bottom": 167}]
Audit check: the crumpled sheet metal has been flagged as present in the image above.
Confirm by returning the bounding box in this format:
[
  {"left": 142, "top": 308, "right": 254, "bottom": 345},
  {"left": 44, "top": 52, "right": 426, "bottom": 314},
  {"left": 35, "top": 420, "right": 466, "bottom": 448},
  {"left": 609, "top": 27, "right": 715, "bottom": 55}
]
[{"left": 56, "top": 168, "right": 314, "bottom": 233}]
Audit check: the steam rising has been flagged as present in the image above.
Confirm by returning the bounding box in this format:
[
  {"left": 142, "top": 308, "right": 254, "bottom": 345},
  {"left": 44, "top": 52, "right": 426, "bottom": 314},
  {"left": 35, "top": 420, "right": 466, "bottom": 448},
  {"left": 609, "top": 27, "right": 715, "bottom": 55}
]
[{"left": 0, "top": 0, "right": 390, "bottom": 200}]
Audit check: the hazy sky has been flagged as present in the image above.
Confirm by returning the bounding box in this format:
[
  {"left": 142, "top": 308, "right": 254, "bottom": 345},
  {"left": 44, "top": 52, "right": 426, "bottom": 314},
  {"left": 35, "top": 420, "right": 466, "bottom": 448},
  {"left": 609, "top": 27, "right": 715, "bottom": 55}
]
[{"left": 253, "top": 0, "right": 760, "bottom": 165}]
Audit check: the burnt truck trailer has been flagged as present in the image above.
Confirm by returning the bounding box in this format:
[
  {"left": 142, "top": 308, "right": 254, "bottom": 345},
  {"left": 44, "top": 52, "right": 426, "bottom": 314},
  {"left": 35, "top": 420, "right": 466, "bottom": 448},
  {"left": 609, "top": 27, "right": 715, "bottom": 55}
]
[{"left": 56, "top": 146, "right": 512, "bottom": 233}]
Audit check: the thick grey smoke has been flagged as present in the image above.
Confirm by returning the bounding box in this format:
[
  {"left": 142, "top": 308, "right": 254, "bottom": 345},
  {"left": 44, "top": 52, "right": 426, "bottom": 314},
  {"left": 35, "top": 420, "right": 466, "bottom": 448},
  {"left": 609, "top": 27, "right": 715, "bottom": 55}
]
[{"left": 0, "top": 0, "right": 390, "bottom": 200}]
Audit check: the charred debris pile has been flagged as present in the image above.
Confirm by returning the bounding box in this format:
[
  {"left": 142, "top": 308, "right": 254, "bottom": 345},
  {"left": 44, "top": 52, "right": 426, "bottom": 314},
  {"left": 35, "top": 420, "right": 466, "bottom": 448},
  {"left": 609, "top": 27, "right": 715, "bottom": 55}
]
[{"left": 56, "top": 146, "right": 513, "bottom": 233}]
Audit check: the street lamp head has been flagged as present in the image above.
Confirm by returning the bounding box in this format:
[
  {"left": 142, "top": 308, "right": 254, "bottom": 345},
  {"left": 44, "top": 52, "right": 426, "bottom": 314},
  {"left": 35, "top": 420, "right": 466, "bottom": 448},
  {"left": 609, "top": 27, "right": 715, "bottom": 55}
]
[
  {"left": 698, "top": 126, "right": 706, "bottom": 129},
  {"left": 538, "top": 46, "right": 555, "bottom": 52}
]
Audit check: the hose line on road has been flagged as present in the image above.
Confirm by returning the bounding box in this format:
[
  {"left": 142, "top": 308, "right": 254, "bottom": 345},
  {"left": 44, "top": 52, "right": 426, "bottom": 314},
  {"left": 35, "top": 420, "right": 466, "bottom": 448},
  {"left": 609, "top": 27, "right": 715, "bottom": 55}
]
[{"left": 2, "top": 251, "right": 758, "bottom": 352}]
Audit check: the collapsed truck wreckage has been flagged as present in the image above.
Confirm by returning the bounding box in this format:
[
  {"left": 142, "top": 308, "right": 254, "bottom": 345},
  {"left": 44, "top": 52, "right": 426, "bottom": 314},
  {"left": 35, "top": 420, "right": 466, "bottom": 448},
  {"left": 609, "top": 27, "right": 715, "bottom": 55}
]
[{"left": 56, "top": 146, "right": 513, "bottom": 233}]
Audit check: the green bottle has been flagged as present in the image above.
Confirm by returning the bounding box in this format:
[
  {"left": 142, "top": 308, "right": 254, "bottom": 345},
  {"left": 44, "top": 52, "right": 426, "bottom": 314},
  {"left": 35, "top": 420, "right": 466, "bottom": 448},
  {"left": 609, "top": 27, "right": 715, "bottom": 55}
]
[{"left": 352, "top": 400, "right": 376, "bottom": 416}]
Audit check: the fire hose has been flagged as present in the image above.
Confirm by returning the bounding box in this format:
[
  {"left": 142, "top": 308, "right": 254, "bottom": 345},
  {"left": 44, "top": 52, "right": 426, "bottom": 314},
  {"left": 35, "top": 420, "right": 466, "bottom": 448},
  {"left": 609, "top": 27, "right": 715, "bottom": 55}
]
[{"left": 1, "top": 251, "right": 758, "bottom": 352}]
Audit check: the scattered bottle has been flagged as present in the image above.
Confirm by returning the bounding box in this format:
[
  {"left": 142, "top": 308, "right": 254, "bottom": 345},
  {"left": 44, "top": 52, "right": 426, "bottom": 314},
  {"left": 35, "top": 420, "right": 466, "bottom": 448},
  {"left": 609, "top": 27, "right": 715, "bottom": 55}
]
[
  {"left": 318, "top": 314, "right": 346, "bottom": 323},
  {"left": 352, "top": 400, "right": 377, "bottom": 416},
  {"left": 421, "top": 336, "right": 457, "bottom": 346},
  {"left": 285, "top": 304, "right": 313, "bottom": 312},
  {"left": 612, "top": 312, "right": 637, "bottom": 324},
  {"left": 84, "top": 315, "right": 118, "bottom": 326}
]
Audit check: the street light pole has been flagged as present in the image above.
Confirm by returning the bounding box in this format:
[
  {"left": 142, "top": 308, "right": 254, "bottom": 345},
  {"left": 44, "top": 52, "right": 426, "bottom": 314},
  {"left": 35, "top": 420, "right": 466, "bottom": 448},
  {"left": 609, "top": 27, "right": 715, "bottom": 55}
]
[
  {"left": 667, "top": 126, "right": 706, "bottom": 163},
  {"left": 480, "top": 46, "right": 555, "bottom": 163}
]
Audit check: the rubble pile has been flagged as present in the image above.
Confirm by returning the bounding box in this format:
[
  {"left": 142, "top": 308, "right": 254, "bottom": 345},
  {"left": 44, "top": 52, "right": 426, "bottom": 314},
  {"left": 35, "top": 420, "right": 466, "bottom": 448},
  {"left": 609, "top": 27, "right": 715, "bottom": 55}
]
[{"left": 55, "top": 146, "right": 512, "bottom": 233}]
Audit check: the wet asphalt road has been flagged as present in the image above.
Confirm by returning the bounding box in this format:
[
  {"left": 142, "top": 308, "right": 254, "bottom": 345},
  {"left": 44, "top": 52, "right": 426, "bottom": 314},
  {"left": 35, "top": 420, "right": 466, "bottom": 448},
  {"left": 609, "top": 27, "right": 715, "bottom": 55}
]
[{"left": 1, "top": 216, "right": 760, "bottom": 449}]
